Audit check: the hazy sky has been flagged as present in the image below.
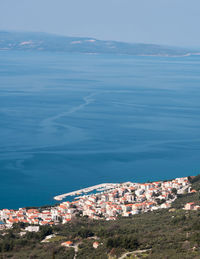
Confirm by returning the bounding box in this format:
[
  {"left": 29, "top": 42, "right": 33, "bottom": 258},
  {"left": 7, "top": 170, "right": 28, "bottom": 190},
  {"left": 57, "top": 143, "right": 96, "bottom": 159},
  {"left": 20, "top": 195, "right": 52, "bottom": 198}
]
[{"left": 0, "top": 0, "right": 200, "bottom": 47}]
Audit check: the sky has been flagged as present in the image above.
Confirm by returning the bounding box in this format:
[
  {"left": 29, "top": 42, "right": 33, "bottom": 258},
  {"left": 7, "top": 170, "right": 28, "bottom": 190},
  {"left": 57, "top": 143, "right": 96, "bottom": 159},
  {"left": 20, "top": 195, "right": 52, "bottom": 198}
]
[{"left": 0, "top": 0, "right": 200, "bottom": 47}]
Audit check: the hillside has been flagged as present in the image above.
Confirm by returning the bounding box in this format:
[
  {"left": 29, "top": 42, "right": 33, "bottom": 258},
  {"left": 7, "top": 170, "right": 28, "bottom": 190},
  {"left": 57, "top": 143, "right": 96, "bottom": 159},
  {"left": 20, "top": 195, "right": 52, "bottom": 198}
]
[
  {"left": 1, "top": 175, "right": 200, "bottom": 259},
  {"left": 0, "top": 31, "right": 195, "bottom": 57}
]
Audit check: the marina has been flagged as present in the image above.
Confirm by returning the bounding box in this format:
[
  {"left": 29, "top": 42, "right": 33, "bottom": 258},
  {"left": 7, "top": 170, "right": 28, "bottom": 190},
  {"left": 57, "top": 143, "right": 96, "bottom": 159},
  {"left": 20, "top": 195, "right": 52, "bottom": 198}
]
[{"left": 54, "top": 183, "right": 118, "bottom": 201}]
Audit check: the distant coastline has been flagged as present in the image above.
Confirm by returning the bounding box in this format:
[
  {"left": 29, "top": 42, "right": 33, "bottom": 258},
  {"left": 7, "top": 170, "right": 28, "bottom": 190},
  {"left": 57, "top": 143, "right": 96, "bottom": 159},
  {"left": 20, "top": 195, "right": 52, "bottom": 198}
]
[{"left": 0, "top": 31, "right": 197, "bottom": 57}]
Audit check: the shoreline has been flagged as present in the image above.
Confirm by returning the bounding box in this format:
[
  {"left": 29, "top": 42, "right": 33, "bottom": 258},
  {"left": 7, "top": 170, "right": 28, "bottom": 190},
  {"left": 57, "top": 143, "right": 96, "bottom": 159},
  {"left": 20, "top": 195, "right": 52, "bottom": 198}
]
[{"left": 0, "top": 175, "right": 192, "bottom": 228}]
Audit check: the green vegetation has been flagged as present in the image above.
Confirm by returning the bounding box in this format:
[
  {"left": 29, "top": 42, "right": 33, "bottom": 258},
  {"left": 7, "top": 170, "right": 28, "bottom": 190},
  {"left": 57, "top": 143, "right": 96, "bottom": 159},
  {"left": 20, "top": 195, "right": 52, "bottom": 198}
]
[
  {"left": 172, "top": 174, "right": 200, "bottom": 209},
  {"left": 47, "top": 236, "right": 66, "bottom": 243},
  {"left": 2, "top": 209, "right": 200, "bottom": 258},
  {"left": 1, "top": 175, "right": 200, "bottom": 258}
]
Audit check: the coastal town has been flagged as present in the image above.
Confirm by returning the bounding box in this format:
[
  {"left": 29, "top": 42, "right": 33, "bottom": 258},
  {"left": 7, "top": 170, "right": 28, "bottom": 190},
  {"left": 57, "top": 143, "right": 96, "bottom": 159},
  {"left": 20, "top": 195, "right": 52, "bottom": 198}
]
[{"left": 0, "top": 177, "right": 193, "bottom": 230}]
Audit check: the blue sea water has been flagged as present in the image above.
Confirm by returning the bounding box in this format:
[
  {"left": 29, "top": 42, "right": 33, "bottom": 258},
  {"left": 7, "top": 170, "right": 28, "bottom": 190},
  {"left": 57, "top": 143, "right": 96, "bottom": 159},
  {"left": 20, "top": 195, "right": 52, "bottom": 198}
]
[{"left": 1, "top": 51, "right": 200, "bottom": 209}]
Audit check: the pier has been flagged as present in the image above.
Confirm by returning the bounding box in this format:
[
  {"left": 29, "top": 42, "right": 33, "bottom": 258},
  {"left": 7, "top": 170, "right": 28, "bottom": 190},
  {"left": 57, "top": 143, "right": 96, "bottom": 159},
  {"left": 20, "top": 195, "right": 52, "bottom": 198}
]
[{"left": 53, "top": 183, "right": 118, "bottom": 201}]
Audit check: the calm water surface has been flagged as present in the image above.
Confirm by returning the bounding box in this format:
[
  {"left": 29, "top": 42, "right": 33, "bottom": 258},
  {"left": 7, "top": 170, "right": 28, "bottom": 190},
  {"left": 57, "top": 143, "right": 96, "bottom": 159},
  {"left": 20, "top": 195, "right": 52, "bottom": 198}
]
[{"left": 0, "top": 51, "right": 200, "bottom": 208}]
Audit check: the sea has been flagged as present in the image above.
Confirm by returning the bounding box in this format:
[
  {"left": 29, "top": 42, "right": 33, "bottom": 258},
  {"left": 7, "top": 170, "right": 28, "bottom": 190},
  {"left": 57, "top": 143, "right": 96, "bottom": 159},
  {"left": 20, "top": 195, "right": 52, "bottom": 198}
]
[{"left": 1, "top": 51, "right": 200, "bottom": 209}]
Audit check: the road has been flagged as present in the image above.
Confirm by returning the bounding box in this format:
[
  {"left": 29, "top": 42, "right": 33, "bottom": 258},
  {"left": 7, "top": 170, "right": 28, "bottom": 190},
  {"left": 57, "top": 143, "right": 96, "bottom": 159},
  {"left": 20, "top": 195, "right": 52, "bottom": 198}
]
[{"left": 119, "top": 249, "right": 151, "bottom": 259}]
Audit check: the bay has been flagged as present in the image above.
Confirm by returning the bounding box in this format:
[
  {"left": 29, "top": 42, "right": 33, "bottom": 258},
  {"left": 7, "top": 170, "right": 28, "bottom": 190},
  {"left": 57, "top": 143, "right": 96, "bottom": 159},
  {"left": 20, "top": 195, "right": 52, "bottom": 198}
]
[{"left": 0, "top": 51, "right": 200, "bottom": 209}]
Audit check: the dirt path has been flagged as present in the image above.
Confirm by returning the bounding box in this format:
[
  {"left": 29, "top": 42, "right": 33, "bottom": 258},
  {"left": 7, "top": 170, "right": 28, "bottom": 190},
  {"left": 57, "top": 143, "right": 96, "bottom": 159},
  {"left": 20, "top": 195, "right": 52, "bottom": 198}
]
[{"left": 119, "top": 249, "right": 151, "bottom": 259}]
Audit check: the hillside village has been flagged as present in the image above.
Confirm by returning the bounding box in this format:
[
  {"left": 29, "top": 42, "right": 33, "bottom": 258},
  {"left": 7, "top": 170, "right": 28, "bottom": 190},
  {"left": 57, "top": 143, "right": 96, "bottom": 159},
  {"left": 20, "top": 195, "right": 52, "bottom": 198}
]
[{"left": 0, "top": 177, "right": 192, "bottom": 230}]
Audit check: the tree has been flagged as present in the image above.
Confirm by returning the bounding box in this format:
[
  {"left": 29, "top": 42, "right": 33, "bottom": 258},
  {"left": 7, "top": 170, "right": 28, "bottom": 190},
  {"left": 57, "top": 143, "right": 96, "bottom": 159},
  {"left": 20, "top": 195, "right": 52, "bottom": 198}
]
[
  {"left": 78, "top": 228, "right": 94, "bottom": 238},
  {"left": 172, "top": 188, "right": 177, "bottom": 195},
  {"left": 40, "top": 226, "right": 53, "bottom": 240}
]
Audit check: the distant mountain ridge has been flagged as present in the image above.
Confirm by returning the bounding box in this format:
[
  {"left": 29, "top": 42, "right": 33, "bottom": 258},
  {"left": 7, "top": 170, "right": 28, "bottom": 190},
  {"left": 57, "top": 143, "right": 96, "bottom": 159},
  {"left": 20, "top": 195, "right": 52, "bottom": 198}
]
[{"left": 0, "top": 31, "right": 198, "bottom": 56}]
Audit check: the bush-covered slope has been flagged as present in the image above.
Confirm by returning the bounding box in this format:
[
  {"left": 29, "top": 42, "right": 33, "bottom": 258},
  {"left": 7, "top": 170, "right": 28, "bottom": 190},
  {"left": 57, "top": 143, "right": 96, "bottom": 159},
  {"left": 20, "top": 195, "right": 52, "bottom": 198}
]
[{"left": 1, "top": 175, "right": 200, "bottom": 259}]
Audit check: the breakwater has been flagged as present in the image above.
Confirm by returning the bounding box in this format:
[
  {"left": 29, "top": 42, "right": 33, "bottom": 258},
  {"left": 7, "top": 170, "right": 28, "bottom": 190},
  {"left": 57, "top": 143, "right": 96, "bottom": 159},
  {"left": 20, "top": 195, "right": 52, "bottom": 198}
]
[{"left": 54, "top": 183, "right": 118, "bottom": 201}]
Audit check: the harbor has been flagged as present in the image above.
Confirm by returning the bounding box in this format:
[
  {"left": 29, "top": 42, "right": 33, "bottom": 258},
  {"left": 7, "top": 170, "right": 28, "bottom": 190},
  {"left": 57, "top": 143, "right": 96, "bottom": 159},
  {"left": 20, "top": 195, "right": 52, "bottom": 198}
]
[{"left": 53, "top": 183, "right": 118, "bottom": 201}]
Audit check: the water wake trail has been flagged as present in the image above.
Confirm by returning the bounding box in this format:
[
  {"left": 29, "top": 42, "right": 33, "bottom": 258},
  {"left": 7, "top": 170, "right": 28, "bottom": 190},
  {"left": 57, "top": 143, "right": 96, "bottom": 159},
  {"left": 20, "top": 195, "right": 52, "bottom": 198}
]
[{"left": 40, "top": 92, "right": 98, "bottom": 135}]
